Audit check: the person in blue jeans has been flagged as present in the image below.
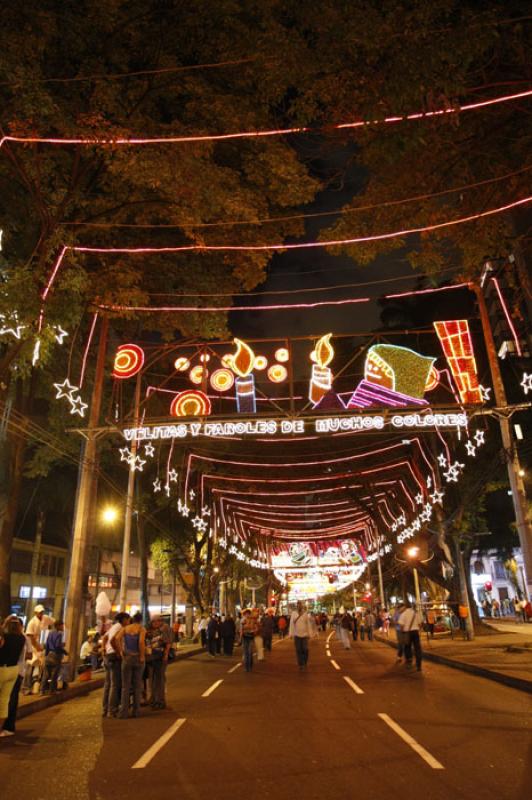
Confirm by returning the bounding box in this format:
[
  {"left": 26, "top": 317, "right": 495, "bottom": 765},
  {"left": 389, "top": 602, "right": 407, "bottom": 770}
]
[
  {"left": 289, "top": 602, "right": 314, "bottom": 670},
  {"left": 116, "top": 612, "right": 146, "bottom": 718},
  {"left": 241, "top": 610, "right": 258, "bottom": 672}
]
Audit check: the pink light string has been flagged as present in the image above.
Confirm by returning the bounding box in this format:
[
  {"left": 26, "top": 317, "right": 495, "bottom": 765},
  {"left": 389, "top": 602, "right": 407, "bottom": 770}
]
[{"left": 1, "top": 88, "right": 531, "bottom": 149}]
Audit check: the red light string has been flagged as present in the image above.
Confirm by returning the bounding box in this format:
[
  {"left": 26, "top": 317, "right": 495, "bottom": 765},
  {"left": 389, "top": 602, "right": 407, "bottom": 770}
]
[{"left": 2, "top": 88, "right": 531, "bottom": 150}]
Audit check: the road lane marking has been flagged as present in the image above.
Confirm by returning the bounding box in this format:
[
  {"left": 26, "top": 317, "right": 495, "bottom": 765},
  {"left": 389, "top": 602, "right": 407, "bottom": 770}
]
[
  {"left": 326, "top": 632, "right": 334, "bottom": 644},
  {"left": 132, "top": 718, "right": 186, "bottom": 769},
  {"left": 343, "top": 675, "right": 364, "bottom": 694},
  {"left": 228, "top": 662, "right": 242, "bottom": 673},
  {"left": 378, "top": 713, "right": 444, "bottom": 770},
  {"left": 330, "top": 659, "right": 341, "bottom": 670},
  {"left": 202, "top": 679, "right": 223, "bottom": 697},
  {"left": 326, "top": 649, "right": 331, "bottom": 656}
]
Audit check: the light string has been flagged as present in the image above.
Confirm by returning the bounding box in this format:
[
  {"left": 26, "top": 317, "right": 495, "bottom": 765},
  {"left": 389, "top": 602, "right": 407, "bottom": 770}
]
[{"left": 1, "top": 88, "right": 531, "bottom": 149}]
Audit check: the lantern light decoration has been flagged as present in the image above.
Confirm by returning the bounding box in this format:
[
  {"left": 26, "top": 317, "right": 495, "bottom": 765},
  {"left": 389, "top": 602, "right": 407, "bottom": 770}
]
[
  {"left": 174, "top": 356, "right": 190, "bottom": 372},
  {"left": 231, "top": 338, "right": 256, "bottom": 413},
  {"left": 309, "top": 333, "right": 334, "bottom": 406},
  {"left": 267, "top": 364, "right": 287, "bottom": 383},
  {"left": 210, "top": 368, "right": 235, "bottom": 392},
  {"left": 112, "top": 344, "right": 145, "bottom": 380},
  {"left": 347, "top": 344, "right": 435, "bottom": 409},
  {"left": 189, "top": 365, "right": 207, "bottom": 385},
  {"left": 433, "top": 320, "right": 483, "bottom": 404},
  {"left": 275, "top": 347, "right": 290, "bottom": 363},
  {"left": 170, "top": 390, "right": 211, "bottom": 417},
  {"left": 254, "top": 355, "right": 268, "bottom": 370}
]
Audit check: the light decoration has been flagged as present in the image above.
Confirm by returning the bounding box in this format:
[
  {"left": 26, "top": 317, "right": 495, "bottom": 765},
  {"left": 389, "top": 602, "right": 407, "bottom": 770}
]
[
  {"left": 444, "top": 461, "right": 465, "bottom": 483},
  {"left": 189, "top": 365, "right": 206, "bottom": 384},
  {"left": 32, "top": 339, "right": 41, "bottom": 366},
  {"left": 200, "top": 353, "right": 211, "bottom": 363},
  {"left": 347, "top": 344, "right": 435, "bottom": 409},
  {"left": 231, "top": 338, "right": 256, "bottom": 414},
  {"left": 433, "top": 320, "right": 482, "bottom": 404},
  {"left": 0, "top": 311, "right": 24, "bottom": 339},
  {"left": 112, "top": 344, "right": 145, "bottom": 380},
  {"left": 54, "top": 378, "right": 78, "bottom": 399},
  {"left": 480, "top": 385, "right": 491, "bottom": 402},
  {"left": 491, "top": 277, "right": 523, "bottom": 357},
  {"left": 153, "top": 478, "right": 161, "bottom": 493},
  {"left": 254, "top": 355, "right": 268, "bottom": 370},
  {"left": 275, "top": 347, "right": 290, "bottom": 363},
  {"left": 437, "top": 453, "right": 448, "bottom": 468},
  {"left": 474, "top": 429, "right": 485, "bottom": 447},
  {"left": 168, "top": 469, "right": 178, "bottom": 483},
  {"left": 53, "top": 325, "right": 68, "bottom": 345},
  {"left": 465, "top": 440, "right": 476, "bottom": 457},
  {"left": 174, "top": 357, "right": 190, "bottom": 371},
  {"left": 221, "top": 353, "right": 234, "bottom": 369},
  {"left": 309, "top": 334, "right": 334, "bottom": 406},
  {"left": 192, "top": 515, "right": 208, "bottom": 533},
  {"left": 144, "top": 443, "right": 155, "bottom": 457},
  {"left": 267, "top": 364, "right": 287, "bottom": 383},
  {"left": 178, "top": 498, "right": 190, "bottom": 516},
  {"left": 520, "top": 373, "right": 532, "bottom": 395},
  {"left": 69, "top": 395, "right": 88, "bottom": 417},
  {"left": 210, "top": 368, "right": 235, "bottom": 392},
  {"left": 170, "top": 390, "right": 211, "bottom": 417},
  {"left": 218, "top": 537, "right": 269, "bottom": 570}
]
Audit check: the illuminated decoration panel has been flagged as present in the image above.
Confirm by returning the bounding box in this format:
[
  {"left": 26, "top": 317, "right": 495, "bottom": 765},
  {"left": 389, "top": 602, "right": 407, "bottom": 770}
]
[
  {"left": 275, "top": 347, "right": 290, "bottom": 363},
  {"left": 231, "top": 338, "right": 256, "bottom": 413},
  {"left": 170, "top": 390, "right": 211, "bottom": 417},
  {"left": 112, "top": 344, "right": 145, "bottom": 380},
  {"left": 174, "top": 357, "right": 190, "bottom": 371},
  {"left": 210, "top": 368, "right": 235, "bottom": 392},
  {"left": 189, "top": 365, "right": 207, "bottom": 385},
  {"left": 433, "top": 320, "right": 483, "bottom": 404},
  {"left": 254, "top": 355, "right": 268, "bottom": 370},
  {"left": 347, "top": 344, "right": 435, "bottom": 409},
  {"left": 221, "top": 353, "right": 233, "bottom": 368},
  {"left": 271, "top": 540, "right": 365, "bottom": 570},
  {"left": 309, "top": 333, "right": 334, "bottom": 406},
  {"left": 267, "top": 364, "right": 287, "bottom": 383}
]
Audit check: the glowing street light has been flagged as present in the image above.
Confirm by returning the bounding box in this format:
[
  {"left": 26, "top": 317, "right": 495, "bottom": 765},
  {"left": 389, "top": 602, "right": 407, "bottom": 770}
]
[
  {"left": 406, "top": 546, "right": 421, "bottom": 606},
  {"left": 101, "top": 506, "right": 119, "bottom": 525}
]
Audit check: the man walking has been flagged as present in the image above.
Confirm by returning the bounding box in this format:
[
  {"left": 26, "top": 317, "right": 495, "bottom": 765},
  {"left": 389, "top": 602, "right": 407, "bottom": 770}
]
[
  {"left": 398, "top": 603, "right": 424, "bottom": 671},
  {"left": 289, "top": 601, "right": 314, "bottom": 670}
]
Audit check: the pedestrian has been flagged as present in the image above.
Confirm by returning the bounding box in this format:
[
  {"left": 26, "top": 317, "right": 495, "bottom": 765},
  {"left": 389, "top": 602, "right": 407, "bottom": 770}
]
[
  {"left": 393, "top": 605, "right": 406, "bottom": 662},
  {"left": 0, "top": 617, "right": 29, "bottom": 738},
  {"left": 22, "top": 604, "right": 54, "bottom": 695},
  {"left": 365, "top": 610, "right": 375, "bottom": 641},
  {"left": 339, "top": 612, "right": 352, "bottom": 649},
  {"left": 215, "top": 615, "right": 222, "bottom": 654},
  {"left": 220, "top": 615, "right": 236, "bottom": 656},
  {"left": 425, "top": 607, "right": 436, "bottom": 639},
  {"left": 101, "top": 612, "right": 129, "bottom": 718},
  {"left": 146, "top": 614, "right": 172, "bottom": 709},
  {"left": 41, "top": 620, "right": 68, "bottom": 694},
  {"left": 289, "top": 601, "right": 314, "bottom": 670},
  {"left": 116, "top": 612, "right": 146, "bottom": 718},
  {"left": 235, "top": 612, "right": 242, "bottom": 646},
  {"left": 198, "top": 615, "right": 208, "bottom": 648},
  {"left": 277, "top": 615, "right": 287, "bottom": 639},
  {"left": 261, "top": 611, "right": 274, "bottom": 652},
  {"left": 254, "top": 611, "right": 264, "bottom": 661},
  {"left": 207, "top": 614, "right": 218, "bottom": 657},
  {"left": 241, "top": 609, "right": 259, "bottom": 672},
  {"left": 397, "top": 603, "right": 424, "bottom": 671}
]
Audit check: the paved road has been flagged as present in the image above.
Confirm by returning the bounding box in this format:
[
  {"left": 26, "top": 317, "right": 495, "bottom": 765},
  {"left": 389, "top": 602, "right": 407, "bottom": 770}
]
[{"left": 1, "top": 634, "right": 530, "bottom": 800}]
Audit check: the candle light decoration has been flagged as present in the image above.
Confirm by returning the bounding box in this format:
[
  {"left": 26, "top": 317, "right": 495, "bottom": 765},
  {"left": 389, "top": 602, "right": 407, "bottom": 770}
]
[
  {"left": 231, "top": 338, "right": 256, "bottom": 413},
  {"left": 112, "top": 344, "right": 145, "bottom": 379},
  {"left": 170, "top": 390, "right": 211, "bottom": 417},
  {"left": 309, "top": 333, "right": 334, "bottom": 406},
  {"left": 433, "top": 320, "right": 483, "bottom": 404}
]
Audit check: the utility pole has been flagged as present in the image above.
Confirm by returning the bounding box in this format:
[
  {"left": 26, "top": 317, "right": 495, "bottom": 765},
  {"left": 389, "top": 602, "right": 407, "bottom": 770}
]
[
  {"left": 64, "top": 316, "right": 109, "bottom": 676},
  {"left": 25, "top": 510, "right": 45, "bottom": 620},
  {"left": 453, "top": 538, "right": 475, "bottom": 640},
  {"left": 474, "top": 283, "right": 532, "bottom": 597},
  {"left": 119, "top": 371, "right": 142, "bottom": 611}
]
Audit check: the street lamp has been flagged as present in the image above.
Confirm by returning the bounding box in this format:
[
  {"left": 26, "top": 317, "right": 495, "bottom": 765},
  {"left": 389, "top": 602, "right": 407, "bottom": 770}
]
[
  {"left": 101, "top": 505, "right": 119, "bottom": 525},
  {"left": 406, "top": 546, "right": 421, "bottom": 608}
]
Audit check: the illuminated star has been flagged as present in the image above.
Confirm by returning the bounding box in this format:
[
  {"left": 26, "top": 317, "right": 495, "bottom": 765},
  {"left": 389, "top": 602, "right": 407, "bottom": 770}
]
[
  {"left": 521, "top": 372, "right": 532, "bottom": 395},
  {"left": 164, "top": 484, "right": 171, "bottom": 497},
  {"left": 444, "top": 466, "right": 459, "bottom": 483},
  {"left": 412, "top": 518, "right": 421, "bottom": 531},
  {"left": 430, "top": 489, "right": 444, "bottom": 505},
  {"left": 479, "top": 385, "right": 491, "bottom": 402},
  {"left": 0, "top": 312, "right": 25, "bottom": 339},
  {"left": 168, "top": 469, "right": 178, "bottom": 483},
  {"left": 69, "top": 394, "right": 88, "bottom": 417},
  {"left": 426, "top": 476, "right": 432, "bottom": 489},
  {"left": 465, "top": 440, "right": 476, "bottom": 457},
  {"left": 398, "top": 514, "right": 406, "bottom": 527},
  {"left": 391, "top": 521, "right": 398, "bottom": 533},
  {"left": 54, "top": 326, "right": 68, "bottom": 344},
  {"left": 120, "top": 446, "right": 132, "bottom": 462},
  {"left": 437, "top": 453, "right": 448, "bottom": 468},
  {"left": 54, "top": 378, "right": 78, "bottom": 400},
  {"left": 131, "top": 455, "right": 146, "bottom": 472},
  {"left": 189, "top": 489, "right": 196, "bottom": 500},
  {"left": 144, "top": 443, "right": 155, "bottom": 457},
  {"left": 181, "top": 504, "right": 190, "bottom": 517},
  {"left": 415, "top": 493, "right": 424, "bottom": 505},
  {"left": 153, "top": 478, "right": 161, "bottom": 493},
  {"left": 201, "top": 505, "right": 211, "bottom": 517},
  {"left": 474, "top": 429, "right": 485, "bottom": 447}
]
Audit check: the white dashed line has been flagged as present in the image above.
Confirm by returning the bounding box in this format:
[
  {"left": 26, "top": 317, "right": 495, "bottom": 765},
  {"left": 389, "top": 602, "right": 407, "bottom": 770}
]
[
  {"left": 330, "top": 659, "right": 341, "bottom": 670},
  {"left": 132, "top": 718, "right": 187, "bottom": 769},
  {"left": 343, "top": 675, "right": 364, "bottom": 694},
  {"left": 378, "top": 713, "right": 444, "bottom": 770},
  {"left": 202, "top": 679, "right": 223, "bottom": 697},
  {"left": 228, "top": 662, "right": 242, "bottom": 673}
]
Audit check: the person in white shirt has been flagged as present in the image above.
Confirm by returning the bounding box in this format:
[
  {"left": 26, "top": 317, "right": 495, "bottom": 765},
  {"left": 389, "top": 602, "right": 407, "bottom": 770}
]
[
  {"left": 1, "top": 616, "right": 32, "bottom": 735},
  {"left": 289, "top": 602, "right": 314, "bottom": 669},
  {"left": 22, "top": 605, "right": 54, "bottom": 694},
  {"left": 101, "top": 612, "right": 130, "bottom": 717},
  {"left": 397, "top": 603, "right": 423, "bottom": 671}
]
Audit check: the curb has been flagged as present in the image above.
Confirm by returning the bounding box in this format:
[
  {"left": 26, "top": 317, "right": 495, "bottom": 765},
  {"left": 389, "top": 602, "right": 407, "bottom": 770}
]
[
  {"left": 375, "top": 635, "right": 532, "bottom": 694},
  {"left": 17, "top": 646, "right": 204, "bottom": 720}
]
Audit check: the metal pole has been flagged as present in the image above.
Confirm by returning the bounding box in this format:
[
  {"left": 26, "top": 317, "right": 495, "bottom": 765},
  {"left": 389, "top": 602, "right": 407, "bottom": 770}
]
[
  {"left": 376, "top": 549, "right": 386, "bottom": 608},
  {"left": 171, "top": 565, "right": 177, "bottom": 626},
  {"left": 119, "top": 371, "right": 142, "bottom": 611},
  {"left": 413, "top": 566, "right": 421, "bottom": 607},
  {"left": 474, "top": 282, "right": 532, "bottom": 596},
  {"left": 25, "top": 510, "right": 44, "bottom": 620}
]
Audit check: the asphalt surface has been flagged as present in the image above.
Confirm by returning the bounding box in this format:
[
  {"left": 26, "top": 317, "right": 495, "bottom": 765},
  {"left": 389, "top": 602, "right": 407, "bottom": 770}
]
[{"left": 1, "top": 634, "right": 531, "bottom": 800}]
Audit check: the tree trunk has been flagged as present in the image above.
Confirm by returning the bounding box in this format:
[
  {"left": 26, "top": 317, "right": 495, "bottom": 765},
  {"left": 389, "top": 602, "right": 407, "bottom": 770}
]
[{"left": 137, "top": 515, "right": 149, "bottom": 625}]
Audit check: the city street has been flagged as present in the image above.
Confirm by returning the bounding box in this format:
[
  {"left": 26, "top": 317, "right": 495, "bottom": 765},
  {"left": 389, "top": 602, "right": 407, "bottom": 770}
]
[{"left": 1, "top": 636, "right": 530, "bottom": 800}]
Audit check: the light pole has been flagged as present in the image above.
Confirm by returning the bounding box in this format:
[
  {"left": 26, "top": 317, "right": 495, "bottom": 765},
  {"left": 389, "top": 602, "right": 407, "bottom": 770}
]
[{"left": 406, "top": 546, "right": 421, "bottom": 607}]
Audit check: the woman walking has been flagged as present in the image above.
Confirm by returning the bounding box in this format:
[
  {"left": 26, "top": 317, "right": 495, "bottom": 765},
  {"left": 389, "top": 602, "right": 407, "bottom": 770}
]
[
  {"left": 116, "top": 612, "right": 146, "bottom": 718},
  {"left": 0, "top": 617, "right": 27, "bottom": 738}
]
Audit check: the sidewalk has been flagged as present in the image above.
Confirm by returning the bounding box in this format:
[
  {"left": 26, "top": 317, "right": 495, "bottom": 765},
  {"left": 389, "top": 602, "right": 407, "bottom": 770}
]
[
  {"left": 17, "top": 643, "right": 204, "bottom": 720},
  {"left": 376, "top": 627, "right": 532, "bottom": 694}
]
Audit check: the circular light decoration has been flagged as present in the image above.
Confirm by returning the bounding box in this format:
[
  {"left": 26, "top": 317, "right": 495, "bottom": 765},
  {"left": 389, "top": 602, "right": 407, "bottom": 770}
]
[
  {"left": 275, "top": 347, "right": 289, "bottom": 363},
  {"left": 425, "top": 365, "right": 440, "bottom": 392},
  {"left": 210, "top": 368, "right": 235, "bottom": 392},
  {"left": 221, "top": 353, "right": 233, "bottom": 369},
  {"left": 170, "top": 390, "right": 211, "bottom": 417},
  {"left": 200, "top": 353, "right": 211, "bottom": 363},
  {"left": 112, "top": 344, "right": 145, "bottom": 380},
  {"left": 268, "top": 364, "right": 287, "bottom": 383},
  {"left": 310, "top": 350, "right": 317, "bottom": 363},
  {"left": 254, "top": 355, "right": 268, "bottom": 371},
  {"left": 190, "top": 365, "right": 207, "bottom": 384},
  {"left": 174, "top": 356, "right": 190, "bottom": 372}
]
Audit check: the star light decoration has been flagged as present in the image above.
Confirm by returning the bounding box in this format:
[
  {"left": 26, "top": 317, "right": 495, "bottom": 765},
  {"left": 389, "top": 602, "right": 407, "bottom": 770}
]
[
  {"left": 0, "top": 311, "right": 25, "bottom": 339},
  {"left": 479, "top": 385, "right": 491, "bottom": 402},
  {"left": 168, "top": 469, "right": 178, "bottom": 483},
  {"left": 144, "top": 443, "right": 155, "bottom": 457},
  {"left": 53, "top": 378, "right": 88, "bottom": 417},
  {"left": 430, "top": 489, "right": 444, "bottom": 505},
  {"left": 444, "top": 461, "right": 464, "bottom": 483},
  {"left": 119, "top": 445, "right": 145, "bottom": 471},
  {"left": 521, "top": 372, "right": 532, "bottom": 395},
  {"left": 465, "top": 440, "right": 477, "bottom": 457},
  {"left": 70, "top": 395, "right": 88, "bottom": 417},
  {"left": 201, "top": 505, "right": 211, "bottom": 517},
  {"left": 192, "top": 516, "right": 208, "bottom": 533},
  {"left": 189, "top": 489, "right": 195, "bottom": 500},
  {"left": 437, "top": 453, "right": 448, "bottom": 468},
  {"left": 415, "top": 493, "right": 424, "bottom": 505},
  {"left": 474, "top": 429, "right": 485, "bottom": 447},
  {"left": 178, "top": 498, "right": 190, "bottom": 517},
  {"left": 53, "top": 325, "right": 68, "bottom": 344},
  {"left": 153, "top": 478, "right": 161, "bottom": 493}
]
